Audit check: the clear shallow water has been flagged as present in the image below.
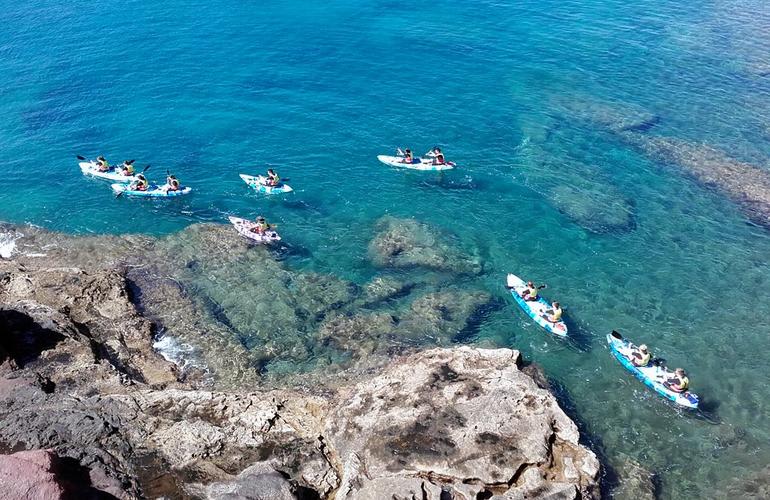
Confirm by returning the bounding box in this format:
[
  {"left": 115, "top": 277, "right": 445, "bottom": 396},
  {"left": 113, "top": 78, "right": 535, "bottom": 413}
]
[{"left": 2, "top": 0, "right": 770, "bottom": 497}]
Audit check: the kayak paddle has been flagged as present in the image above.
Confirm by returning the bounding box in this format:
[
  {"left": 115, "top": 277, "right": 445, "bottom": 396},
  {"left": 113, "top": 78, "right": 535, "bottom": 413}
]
[
  {"left": 610, "top": 330, "right": 623, "bottom": 340},
  {"left": 76, "top": 155, "right": 87, "bottom": 161}
]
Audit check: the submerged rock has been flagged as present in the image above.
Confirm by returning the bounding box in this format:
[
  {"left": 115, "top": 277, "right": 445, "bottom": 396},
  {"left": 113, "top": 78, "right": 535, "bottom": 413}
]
[
  {"left": 549, "top": 183, "right": 635, "bottom": 234},
  {"left": 397, "top": 289, "right": 494, "bottom": 343},
  {"left": 368, "top": 216, "right": 482, "bottom": 274},
  {"left": 519, "top": 146, "right": 636, "bottom": 234},
  {"left": 624, "top": 133, "right": 770, "bottom": 228},
  {"left": 550, "top": 94, "right": 660, "bottom": 133},
  {"left": 612, "top": 456, "right": 656, "bottom": 500}
]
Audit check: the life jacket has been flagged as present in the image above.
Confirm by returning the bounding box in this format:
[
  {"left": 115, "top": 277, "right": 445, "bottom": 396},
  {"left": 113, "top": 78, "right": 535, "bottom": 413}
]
[
  {"left": 136, "top": 178, "right": 148, "bottom": 190},
  {"left": 550, "top": 307, "right": 563, "bottom": 322},
  {"left": 255, "top": 221, "right": 268, "bottom": 232},
  {"left": 404, "top": 154, "right": 413, "bottom": 163},
  {"left": 168, "top": 178, "right": 180, "bottom": 190},
  {"left": 435, "top": 154, "right": 445, "bottom": 164},
  {"left": 97, "top": 160, "right": 109, "bottom": 171},
  {"left": 634, "top": 352, "right": 651, "bottom": 366},
  {"left": 525, "top": 286, "right": 537, "bottom": 299},
  {"left": 678, "top": 376, "right": 689, "bottom": 391},
  {"left": 124, "top": 165, "right": 135, "bottom": 175}
]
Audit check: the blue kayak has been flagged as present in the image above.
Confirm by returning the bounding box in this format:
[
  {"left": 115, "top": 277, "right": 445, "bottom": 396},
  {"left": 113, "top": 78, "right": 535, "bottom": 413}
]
[
  {"left": 239, "top": 174, "right": 293, "bottom": 194},
  {"left": 607, "top": 332, "right": 699, "bottom": 409},
  {"left": 506, "top": 273, "right": 567, "bottom": 337},
  {"left": 111, "top": 183, "right": 192, "bottom": 197}
]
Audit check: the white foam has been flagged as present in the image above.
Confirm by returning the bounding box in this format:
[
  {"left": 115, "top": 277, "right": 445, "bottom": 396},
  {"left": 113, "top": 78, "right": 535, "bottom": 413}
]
[
  {"left": 153, "top": 332, "right": 206, "bottom": 374},
  {"left": 0, "top": 231, "right": 20, "bottom": 259}
]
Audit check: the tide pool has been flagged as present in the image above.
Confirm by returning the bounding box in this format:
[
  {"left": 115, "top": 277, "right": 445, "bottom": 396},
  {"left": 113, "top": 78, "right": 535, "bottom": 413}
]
[{"left": 1, "top": 0, "right": 770, "bottom": 497}]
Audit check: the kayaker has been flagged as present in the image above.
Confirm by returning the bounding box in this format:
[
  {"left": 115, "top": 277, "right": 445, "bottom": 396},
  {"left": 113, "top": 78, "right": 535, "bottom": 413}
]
[
  {"left": 132, "top": 174, "right": 149, "bottom": 192},
  {"left": 546, "top": 301, "right": 562, "bottom": 323},
  {"left": 428, "top": 147, "right": 446, "bottom": 165},
  {"left": 121, "top": 161, "right": 135, "bottom": 176},
  {"left": 521, "top": 281, "right": 544, "bottom": 302},
  {"left": 664, "top": 368, "right": 689, "bottom": 393},
  {"left": 629, "top": 344, "right": 651, "bottom": 367},
  {"left": 397, "top": 148, "right": 414, "bottom": 164},
  {"left": 251, "top": 216, "right": 270, "bottom": 235},
  {"left": 165, "top": 175, "right": 180, "bottom": 192},
  {"left": 96, "top": 156, "right": 110, "bottom": 172},
  {"left": 265, "top": 169, "right": 280, "bottom": 187}
]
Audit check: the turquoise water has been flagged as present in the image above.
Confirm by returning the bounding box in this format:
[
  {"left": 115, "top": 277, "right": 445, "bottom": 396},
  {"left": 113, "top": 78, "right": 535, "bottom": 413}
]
[{"left": 2, "top": 0, "right": 770, "bottom": 497}]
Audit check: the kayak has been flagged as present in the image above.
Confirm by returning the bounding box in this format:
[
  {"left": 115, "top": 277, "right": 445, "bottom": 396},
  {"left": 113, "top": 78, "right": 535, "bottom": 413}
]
[
  {"left": 606, "top": 332, "right": 699, "bottom": 409},
  {"left": 111, "top": 183, "right": 192, "bottom": 197},
  {"left": 377, "top": 155, "right": 455, "bottom": 171},
  {"left": 228, "top": 216, "right": 281, "bottom": 243},
  {"left": 80, "top": 161, "right": 137, "bottom": 182},
  {"left": 506, "top": 273, "right": 567, "bottom": 337},
  {"left": 239, "top": 174, "right": 294, "bottom": 194}
]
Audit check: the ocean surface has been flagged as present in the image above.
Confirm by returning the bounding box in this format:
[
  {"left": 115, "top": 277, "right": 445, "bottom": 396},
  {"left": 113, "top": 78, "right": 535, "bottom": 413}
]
[{"left": 2, "top": 0, "right": 770, "bottom": 497}]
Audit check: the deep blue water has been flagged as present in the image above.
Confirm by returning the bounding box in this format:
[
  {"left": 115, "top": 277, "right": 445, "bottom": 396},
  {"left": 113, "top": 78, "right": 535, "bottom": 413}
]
[{"left": 2, "top": 0, "right": 770, "bottom": 497}]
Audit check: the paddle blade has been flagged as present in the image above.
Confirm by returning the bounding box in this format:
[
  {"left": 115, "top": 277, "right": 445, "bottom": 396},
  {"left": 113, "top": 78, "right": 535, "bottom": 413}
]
[
  {"left": 77, "top": 155, "right": 86, "bottom": 160},
  {"left": 127, "top": 159, "right": 135, "bottom": 165},
  {"left": 142, "top": 164, "right": 151, "bottom": 173},
  {"left": 610, "top": 330, "right": 623, "bottom": 339}
]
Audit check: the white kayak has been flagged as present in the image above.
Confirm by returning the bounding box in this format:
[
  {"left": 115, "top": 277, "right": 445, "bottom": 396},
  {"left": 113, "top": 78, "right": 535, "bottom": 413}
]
[
  {"left": 506, "top": 273, "right": 567, "bottom": 337},
  {"left": 377, "top": 155, "right": 455, "bottom": 171},
  {"left": 111, "top": 183, "right": 192, "bottom": 197},
  {"left": 607, "top": 331, "right": 699, "bottom": 409},
  {"left": 228, "top": 216, "right": 281, "bottom": 243},
  {"left": 239, "top": 174, "right": 294, "bottom": 194},
  {"left": 80, "top": 161, "right": 138, "bottom": 182}
]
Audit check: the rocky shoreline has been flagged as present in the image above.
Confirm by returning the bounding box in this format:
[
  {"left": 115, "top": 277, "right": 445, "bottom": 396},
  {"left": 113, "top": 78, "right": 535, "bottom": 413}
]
[{"left": 0, "top": 225, "right": 601, "bottom": 499}]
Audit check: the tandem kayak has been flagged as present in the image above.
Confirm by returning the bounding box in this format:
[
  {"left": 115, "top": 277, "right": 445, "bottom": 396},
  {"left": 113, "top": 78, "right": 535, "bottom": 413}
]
[
  {"left": 239, "top": 174, "right": 294, "bottom": 194},
  {"left": 80, "top": 161, "right": 137, "bottom": 182},
  {"left": 506, "top": 273, "right": 567, "bottom": 337},
  {"left": 606, "top": 331, "right": 699, "bottom": 409},
  {"left": 111, "top": 183, "right": 192, "bottom": 197},
  {"left": 228, "top": 216, "right": 281, "bottom": 243},
  {"left": 377, "top": 155, "right": 455, "bottom": 171}
]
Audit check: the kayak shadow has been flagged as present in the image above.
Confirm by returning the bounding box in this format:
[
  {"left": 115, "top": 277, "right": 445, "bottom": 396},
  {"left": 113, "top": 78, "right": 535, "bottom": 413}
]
[
  {"left": 417, "top": 174, "right": 480, "bottom": 192},
  {"left": 561, "top": 317, "right": 593, "bottom": 353}
]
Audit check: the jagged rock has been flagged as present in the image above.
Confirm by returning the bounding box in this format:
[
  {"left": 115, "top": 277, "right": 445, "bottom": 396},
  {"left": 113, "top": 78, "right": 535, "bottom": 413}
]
[
  {"left": 198, "top": 461, "right": 296, "bottom": 500},
  {"left": 622, "top": 133, "right": 770, "bottom": 228},
  {"left": 326, "top": 347, "right": 600, "bottom": 499},
  {"left": 368, "top": 216, "right": 482, "bottom": 274}
]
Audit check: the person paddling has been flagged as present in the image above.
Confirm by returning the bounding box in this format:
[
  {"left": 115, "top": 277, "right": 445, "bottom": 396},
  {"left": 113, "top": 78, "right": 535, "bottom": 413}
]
[
  {"left": 96, "top": 156, "right": 110, "bottom": 172},
  {"left": 165, "top": 174, "right": 180, "bottom": 192},
  {"left": 664, "top": 368, "right": 689, "bottom": 393},
  {"left": 397, "top": 148, "right": 414, "bottom": 164},
  {"left": 546, "top": 301, "right": 562, "bottom": 323},
  {"left": 521, "top": 281, "right": 545, "bottom": 302},
  {"left": 629, "top": 344, "right": 651, "bottom": 367},
  {"left": 427, "top": 147, "right": 446, "bottom": 165},
  {"left": 264, "top": 169, "right": 280, "bottom": 187},
  {"left": 121, "top": 160, "right": 135, "bottom": 176},
  {"left": 251, "top": 216, "right": 271, "bottom": 234},
  {"left": 131, "top": 174, "right": 149, "bottom": 192}
]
